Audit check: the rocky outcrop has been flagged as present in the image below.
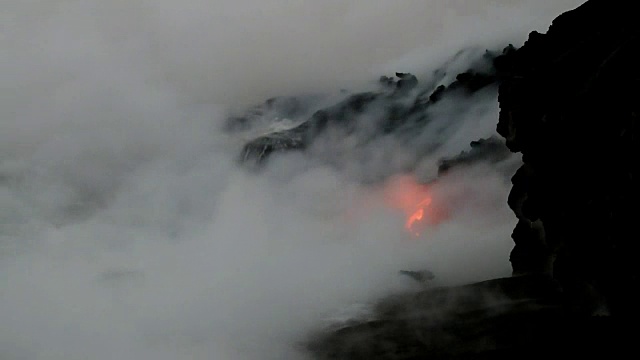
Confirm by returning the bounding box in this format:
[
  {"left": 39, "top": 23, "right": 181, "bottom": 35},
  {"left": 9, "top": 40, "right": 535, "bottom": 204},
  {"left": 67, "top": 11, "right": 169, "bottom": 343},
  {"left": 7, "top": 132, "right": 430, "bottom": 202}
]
[
  {"left": 437, "top": 136, "right": 511, "bottom": 175},
  {"left": 307, "top": 274, "right": 629, "bottom": 359},
  {"left": 224, "top": 95, "right": 323, "bottom": 133},
  {"left": 497, "top": 0, "right": 638, "bottom": 317},
  {"left": 237, "top": 50, "right": 504, "bottom": 168},
  {"left": 239, "top": 91, "right": 379, "bottom": 165}
]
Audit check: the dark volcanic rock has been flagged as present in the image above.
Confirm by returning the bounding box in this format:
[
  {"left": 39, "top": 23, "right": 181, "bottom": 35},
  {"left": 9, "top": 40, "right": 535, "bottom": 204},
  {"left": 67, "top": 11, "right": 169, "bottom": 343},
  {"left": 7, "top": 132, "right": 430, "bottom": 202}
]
[
  {"left": 239, "top": 92, "right": 380, "bottom": 165},
  {"left": 224, "top": 95, "right": 324, "bottom": 133},
  {"left": 437, "top": 136, "right": 511, "bottom": 175},
  {"left": 398, "top": 270, "right": 435, "bottom": 283},
  {"left": 497, "top": 0, "right": 638, "bottom": 317},
  {"left": 307, "top": 274, "right": 629, "bottom": 359},
  {"left": 238, "top": 51, "right": 502, "bottom": 168},
  {"left": 240, "top": 126, "right": 308, "bottom": 165},
  {"left": 394, "top": 72, "right": 418, "bottom": 93}
]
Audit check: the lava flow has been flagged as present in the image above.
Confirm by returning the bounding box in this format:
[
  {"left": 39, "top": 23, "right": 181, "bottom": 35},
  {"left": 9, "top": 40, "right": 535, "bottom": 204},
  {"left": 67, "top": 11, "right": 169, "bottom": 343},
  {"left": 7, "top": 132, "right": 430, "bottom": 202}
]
[
  {"left": 383, "top": 175, "right": 436, "bottom": 236},
  {"left": 405, "top": 197, "right": 432, "bottom": 234}
]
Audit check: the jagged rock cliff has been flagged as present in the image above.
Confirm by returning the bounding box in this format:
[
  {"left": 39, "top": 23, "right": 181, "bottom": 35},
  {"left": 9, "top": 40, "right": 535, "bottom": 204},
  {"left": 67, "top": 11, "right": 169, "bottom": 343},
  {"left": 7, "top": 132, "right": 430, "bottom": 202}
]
[{"left": 497, "top": 0, "right": 638, "bottom": 317}]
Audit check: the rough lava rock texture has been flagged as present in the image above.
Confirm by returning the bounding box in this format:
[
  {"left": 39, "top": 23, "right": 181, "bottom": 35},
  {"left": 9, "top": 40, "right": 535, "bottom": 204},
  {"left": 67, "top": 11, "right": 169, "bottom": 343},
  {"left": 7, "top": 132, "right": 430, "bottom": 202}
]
[
  {"left": 497, "top": 0, "right": 638, "bottom": 317},
  {"left": 235, "top": 50, "right": 504, "bottom": 171},
  {"left": 307, "top": 274, "right": 629, "bottom": 359},
  {"left": 437, "top": 136, "right": 511, "bottom": 175}
]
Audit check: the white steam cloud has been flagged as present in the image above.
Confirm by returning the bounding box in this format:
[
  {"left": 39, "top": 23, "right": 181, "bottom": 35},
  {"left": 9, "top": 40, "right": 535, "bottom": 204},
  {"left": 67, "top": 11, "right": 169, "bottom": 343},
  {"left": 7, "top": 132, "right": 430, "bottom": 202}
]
[{"left": 1, "top": 1, "right": 584, "bottom": 359}]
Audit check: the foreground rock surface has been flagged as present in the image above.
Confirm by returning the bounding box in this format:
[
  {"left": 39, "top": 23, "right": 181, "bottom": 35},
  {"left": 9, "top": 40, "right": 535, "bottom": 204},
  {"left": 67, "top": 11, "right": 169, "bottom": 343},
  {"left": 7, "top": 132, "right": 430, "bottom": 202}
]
[{"left": 307, "top": 275, "right": 629, "bottom": 359}]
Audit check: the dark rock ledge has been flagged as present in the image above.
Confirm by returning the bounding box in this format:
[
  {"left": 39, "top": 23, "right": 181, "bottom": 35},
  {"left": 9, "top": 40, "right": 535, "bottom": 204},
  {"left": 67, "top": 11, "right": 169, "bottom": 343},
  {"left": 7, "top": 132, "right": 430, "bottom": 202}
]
[{"left": 235, "top": 50, "right": 506, "bottom": 169}]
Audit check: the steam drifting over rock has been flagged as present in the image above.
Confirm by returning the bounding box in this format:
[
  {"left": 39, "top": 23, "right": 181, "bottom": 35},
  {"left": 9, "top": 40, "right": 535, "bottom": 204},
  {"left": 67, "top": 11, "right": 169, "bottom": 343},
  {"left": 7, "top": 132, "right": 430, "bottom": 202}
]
[{"left": 4, "top": 1, "right": 626, "bottom": 360}]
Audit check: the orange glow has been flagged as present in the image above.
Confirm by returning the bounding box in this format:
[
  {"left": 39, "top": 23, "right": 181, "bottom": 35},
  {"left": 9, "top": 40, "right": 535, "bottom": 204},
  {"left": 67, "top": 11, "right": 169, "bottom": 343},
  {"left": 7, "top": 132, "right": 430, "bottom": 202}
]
[
  {"left": 406, "top": 208, "right": 423, "bottom": 231},
  {"left": 405, "top": 197, "right": 432, "bottom": 233},
  {"left": 383, "top": 175, "right": 436, "bottom": 236}
]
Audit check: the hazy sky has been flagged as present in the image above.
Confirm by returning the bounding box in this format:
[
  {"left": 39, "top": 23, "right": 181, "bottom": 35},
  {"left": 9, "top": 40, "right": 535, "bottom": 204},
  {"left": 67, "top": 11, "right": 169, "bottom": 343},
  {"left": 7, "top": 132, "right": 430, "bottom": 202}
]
[{"left": 3, "top": 0, "right": 585, "bottom": 105}]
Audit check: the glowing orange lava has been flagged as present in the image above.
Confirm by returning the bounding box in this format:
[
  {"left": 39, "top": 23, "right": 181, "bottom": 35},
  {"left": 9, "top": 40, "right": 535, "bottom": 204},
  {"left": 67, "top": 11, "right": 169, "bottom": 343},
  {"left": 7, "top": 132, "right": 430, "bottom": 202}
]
[
  {"left": 383, "top": 175, "right": 435, "bottom": 236},
  {"left": 405, "top": 197, "right": 432, "bottom": 234}
]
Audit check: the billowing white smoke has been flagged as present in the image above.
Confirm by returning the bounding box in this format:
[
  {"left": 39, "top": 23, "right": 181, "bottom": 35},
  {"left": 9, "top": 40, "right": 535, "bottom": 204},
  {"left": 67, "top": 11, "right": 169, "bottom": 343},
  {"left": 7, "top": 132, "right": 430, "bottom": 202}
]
[{"left": 1, "top": 1, "right": 585, "bottom": 359}]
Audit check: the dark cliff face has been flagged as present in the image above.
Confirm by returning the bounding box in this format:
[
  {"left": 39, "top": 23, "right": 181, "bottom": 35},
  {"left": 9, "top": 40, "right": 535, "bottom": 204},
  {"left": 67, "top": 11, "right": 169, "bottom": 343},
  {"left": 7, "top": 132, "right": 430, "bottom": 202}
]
[{"left": 497, "top": 0, "right": 638, "bottom": 316}]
